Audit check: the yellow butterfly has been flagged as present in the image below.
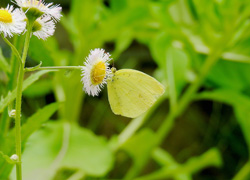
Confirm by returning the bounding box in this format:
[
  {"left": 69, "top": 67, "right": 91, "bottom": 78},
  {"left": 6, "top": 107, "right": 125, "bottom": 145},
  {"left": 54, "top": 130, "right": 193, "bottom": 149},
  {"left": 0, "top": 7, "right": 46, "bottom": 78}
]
[{"left": 107, "top": 68, "right": 165, "bottom": 118}]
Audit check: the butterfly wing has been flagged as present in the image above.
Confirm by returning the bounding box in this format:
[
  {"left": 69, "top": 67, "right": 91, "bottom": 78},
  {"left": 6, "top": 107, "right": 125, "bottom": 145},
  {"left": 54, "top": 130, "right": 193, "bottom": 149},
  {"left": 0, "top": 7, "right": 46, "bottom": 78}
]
[{"left": 107, "top": 69, "right": 165, "bottom": 118}]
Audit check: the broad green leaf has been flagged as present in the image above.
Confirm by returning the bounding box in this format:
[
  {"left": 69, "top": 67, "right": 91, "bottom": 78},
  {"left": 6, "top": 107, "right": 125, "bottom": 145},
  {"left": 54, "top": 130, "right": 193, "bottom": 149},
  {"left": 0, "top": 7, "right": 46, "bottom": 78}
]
[
  {"left": 0, "top": 48, "right": 10, "bottom": 73},
  {"left": 0, "top": 70, "right": 53, "bottom": 113},
  {"left": 62, "top": 123, "right": 114, "bottom": 176},
  {"left": 0, "top": 102, "right": 59, "bottom": 179},
  {"left": 18, "top": 121, "right": 113, "bottom": 180}
]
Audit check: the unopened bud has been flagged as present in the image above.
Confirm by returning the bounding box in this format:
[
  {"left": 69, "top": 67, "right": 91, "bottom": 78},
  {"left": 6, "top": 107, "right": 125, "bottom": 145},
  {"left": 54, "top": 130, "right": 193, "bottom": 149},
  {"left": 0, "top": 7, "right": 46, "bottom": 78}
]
[
  {"left": 9, "top": 110, "right": 16, "bottom": 118},
  {"left": 10, "top": 154, "right": 19, "bottom": 162}
]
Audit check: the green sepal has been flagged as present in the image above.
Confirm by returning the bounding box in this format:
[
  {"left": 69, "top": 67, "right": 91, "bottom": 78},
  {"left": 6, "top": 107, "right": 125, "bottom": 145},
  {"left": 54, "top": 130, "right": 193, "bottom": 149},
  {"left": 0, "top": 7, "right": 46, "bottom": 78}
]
[{"left": 23, "top": 7, "right": 44, "bottom": 22}]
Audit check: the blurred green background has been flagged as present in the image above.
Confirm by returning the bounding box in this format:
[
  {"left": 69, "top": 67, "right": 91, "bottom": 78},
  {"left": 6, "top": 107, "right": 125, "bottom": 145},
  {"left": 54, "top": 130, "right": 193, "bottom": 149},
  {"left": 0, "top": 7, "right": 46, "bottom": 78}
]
[{"left": 1, "top": 0, "right": 250, "bottom": 179}]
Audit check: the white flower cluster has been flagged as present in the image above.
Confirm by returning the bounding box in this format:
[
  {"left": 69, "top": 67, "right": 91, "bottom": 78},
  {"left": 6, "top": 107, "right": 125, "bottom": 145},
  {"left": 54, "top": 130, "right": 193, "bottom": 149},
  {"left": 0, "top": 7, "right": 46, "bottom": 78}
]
[{"left": 0, "top": 0, "right": 62, "bottom": 39}]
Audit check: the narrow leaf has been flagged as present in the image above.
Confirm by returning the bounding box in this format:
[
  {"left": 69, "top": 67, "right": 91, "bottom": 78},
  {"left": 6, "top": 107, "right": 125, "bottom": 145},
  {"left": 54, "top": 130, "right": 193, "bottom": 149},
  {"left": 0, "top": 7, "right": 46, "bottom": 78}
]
[
  {"left": 0, "top": 102, "right": 59, "bottom": 179},
  {"left": 0, "top": 151, "right": 15, "bottom": 165},
  {"left": 0, "top": 70, "right": 53, "bottom": 112},
  {"left": 137, "top": 148, "right": 222, "bottom": 180},
  {"left": 0, "top": 48, "right": 10, "bottom": 73}
]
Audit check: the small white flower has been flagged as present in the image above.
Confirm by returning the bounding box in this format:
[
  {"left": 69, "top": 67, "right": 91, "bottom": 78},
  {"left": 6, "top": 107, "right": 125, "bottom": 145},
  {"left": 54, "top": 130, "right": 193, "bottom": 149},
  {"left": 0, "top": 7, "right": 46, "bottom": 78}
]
[
  {"left": 0, "top": 5, "right": 26, "bottom": 37},
  {"left": 14, "top": 0, "right": 62, "bottom": 21},
  {"left": 81, "top": 48, "right": 112, "bottom": 96},
  {"left": 33, "top": 15, "right": 55, "bottom": 40}
]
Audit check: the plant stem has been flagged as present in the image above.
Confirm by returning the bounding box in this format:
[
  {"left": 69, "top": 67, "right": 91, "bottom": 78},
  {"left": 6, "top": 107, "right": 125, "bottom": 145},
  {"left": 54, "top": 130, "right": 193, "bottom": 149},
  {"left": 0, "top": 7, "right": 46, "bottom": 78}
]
[
  {"left": 0, "top": 36, "right": 21, "bottom": 141},
  {"left": 25, "top": 66, "right": 83, "bottom": 72},
  {"left": 15, "top": 21, "right": 33, "bottom": 180},
  {"left": 1, "top": 34, "right": 22, "bottom": 64}
]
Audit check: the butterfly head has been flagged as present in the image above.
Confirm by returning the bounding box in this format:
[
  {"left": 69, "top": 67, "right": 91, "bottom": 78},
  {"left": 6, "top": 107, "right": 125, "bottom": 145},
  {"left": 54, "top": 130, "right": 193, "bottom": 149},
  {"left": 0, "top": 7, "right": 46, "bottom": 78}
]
[{"left": 111, "top": 67, "right": 116, "bottom": 74}]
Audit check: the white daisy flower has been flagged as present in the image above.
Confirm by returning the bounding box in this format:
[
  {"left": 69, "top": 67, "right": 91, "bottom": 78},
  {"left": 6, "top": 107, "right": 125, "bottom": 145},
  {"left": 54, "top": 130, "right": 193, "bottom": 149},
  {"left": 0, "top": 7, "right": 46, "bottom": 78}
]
[
  {"left": 0, "top": 5, "right": 26, "bottom": 37},
  {"left": 14, "top": 0, "right": 62, "bottom": 21},
  {"left": 32, "top": 15, "right": 55, "bottom": 40},
  {"left": 81, "top": 48, "right": 112, "bottom": 96}
]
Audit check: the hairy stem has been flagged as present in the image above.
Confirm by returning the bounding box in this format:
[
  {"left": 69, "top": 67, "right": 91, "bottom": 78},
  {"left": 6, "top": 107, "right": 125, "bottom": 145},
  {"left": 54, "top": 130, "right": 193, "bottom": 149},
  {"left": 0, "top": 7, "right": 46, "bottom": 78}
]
[
  {"left": 25, "top": 66, "right": 83, "bottom": 72},
  {"left": 15, "top": 22, "right": 33, "bottom": 180}
]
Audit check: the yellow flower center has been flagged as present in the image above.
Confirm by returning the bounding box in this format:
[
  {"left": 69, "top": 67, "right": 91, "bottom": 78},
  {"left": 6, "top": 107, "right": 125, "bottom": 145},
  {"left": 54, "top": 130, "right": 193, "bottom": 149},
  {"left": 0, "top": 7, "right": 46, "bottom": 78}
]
[
  {"left": 0, "top": 10, "right": 12, "bottom": 23},
  {"left": 91, "top": 61, "right": 106, "bottom": 85}
]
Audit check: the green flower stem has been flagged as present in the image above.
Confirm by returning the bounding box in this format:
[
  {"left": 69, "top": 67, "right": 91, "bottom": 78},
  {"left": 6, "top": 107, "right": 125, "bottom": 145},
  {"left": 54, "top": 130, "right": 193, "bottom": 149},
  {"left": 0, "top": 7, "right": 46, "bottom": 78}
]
[
  {"left": 1, "top": 34, "right": 22, "bottom": 64},
  {"left": 25, "top": 66, "right": 83, "bottom": 72},
  {"left": 15, "top": 21, "right": 33, "bottom": 180}
]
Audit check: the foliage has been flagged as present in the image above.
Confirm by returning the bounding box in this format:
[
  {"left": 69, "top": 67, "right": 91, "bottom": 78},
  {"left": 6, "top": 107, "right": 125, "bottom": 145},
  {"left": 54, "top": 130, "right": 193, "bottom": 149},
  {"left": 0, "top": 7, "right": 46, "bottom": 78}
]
[{"left": 1, "top": 0, "right": 250, "bottom": 179}]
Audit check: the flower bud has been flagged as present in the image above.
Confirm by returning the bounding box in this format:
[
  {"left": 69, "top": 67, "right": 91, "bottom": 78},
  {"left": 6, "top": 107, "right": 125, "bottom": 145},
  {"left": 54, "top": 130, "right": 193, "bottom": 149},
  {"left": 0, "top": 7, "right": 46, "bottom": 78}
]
[
  {"left": 10, "top": 154, "right": 19, "bottom": 162},
  {"left": 9, "top": 109, "right": 16, "bottom": 118}
]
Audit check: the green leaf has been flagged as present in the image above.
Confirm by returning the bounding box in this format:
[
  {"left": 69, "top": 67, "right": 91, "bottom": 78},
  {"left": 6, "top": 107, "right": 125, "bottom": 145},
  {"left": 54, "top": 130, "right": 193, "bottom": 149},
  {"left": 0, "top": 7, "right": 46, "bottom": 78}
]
[
  {"left": 137, "top": 148, "right": 222, "bottom": 180},
  {"left": 0, "top": 70, "right": 53, "bottom": 113},
  {"left": 122, "top": 129, "right": 157, "bottom": 180},
  {"left": 0, "top": 102, "right": 59, "bottom": 179},
  {"left": 62, "top": 123, "right": 114, "bottom": 176},
  {"left": 0, "top": 48, "right": 10, "bottom": 73},
  {"left": 112, "top": 28, "right": 133, "bottom": 59},
  {"left": 29, "top": 37, "right": 54, "bottom": 66},
  {"left": 150, "top": 33, "right": 190, "bottom": 99},
  {"left": 110, "top": 0, "right": 127, "bottom": 12},
  {"left": 166, "top": 47, "right": 190, "bottom": 108},
  {"left": 18, "top": 122, "right": 114, "bottom": 180},
  {"left": 0, "top": 151, "right": 15, "bottom": 165},
  {"left": 21, "top": 103, "right": 60, "bottom": 141},
  {"left": 205, "top": 59, "right": 250, "bottom": 91},
  {"left": 122, "top": 129, "right": 157, "bottom": 162},
  {"left": 23, "top": 79, "right": 53, "bottom": 98}
]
